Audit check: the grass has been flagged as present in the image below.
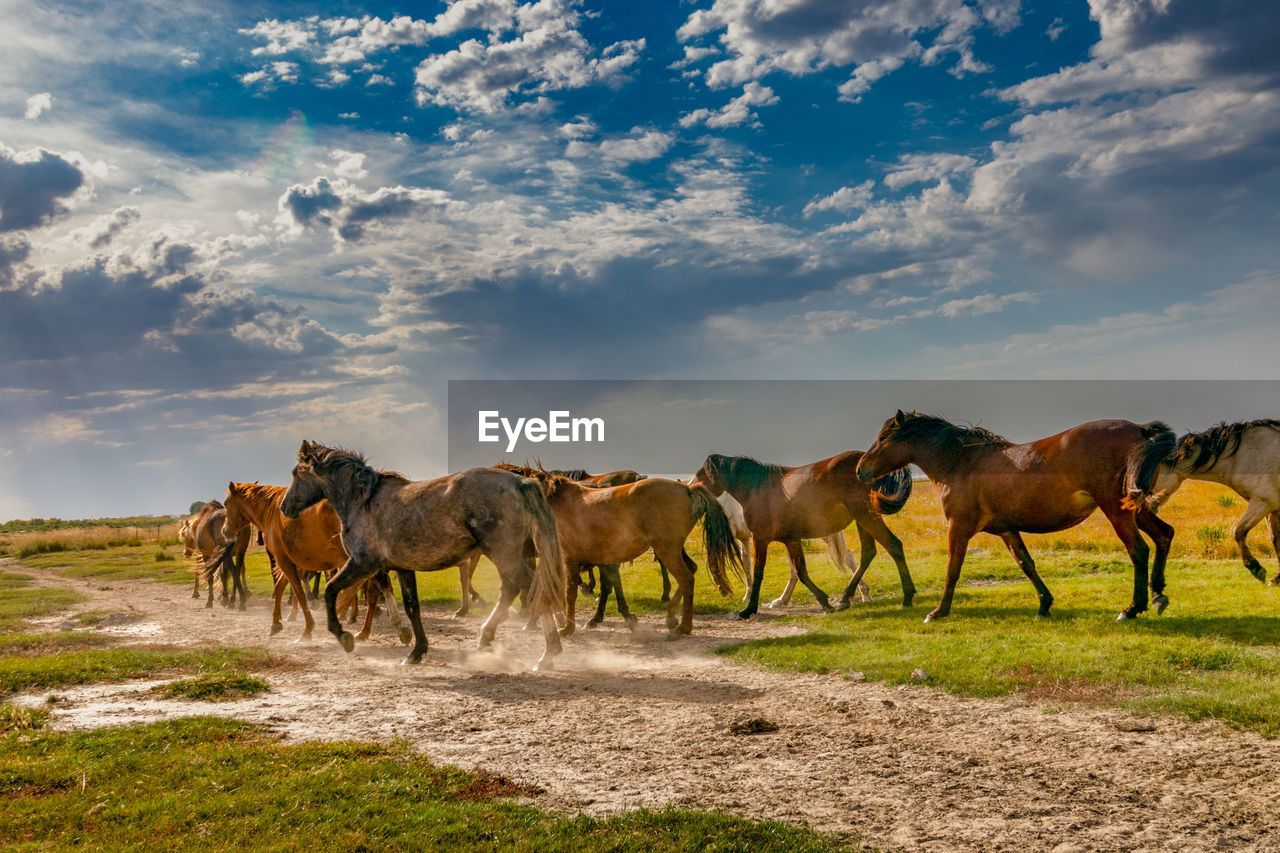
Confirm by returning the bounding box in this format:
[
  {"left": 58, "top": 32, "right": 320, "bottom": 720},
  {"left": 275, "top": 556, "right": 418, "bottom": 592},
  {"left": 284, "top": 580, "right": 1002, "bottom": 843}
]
[
  {"left": 0, "top": 646, "right": 281, "bottom": 696},
  {"left": 0, "top": 718, "right": 852, "bottom": 851},
  {"left": 152, "top": 672, "right": 270, "bottom": 702},
  {"left": 0, "top": 570, "right": 87, "bottom": 633},
  {"left": 0, "top": 704, "right": 48, "bottom": 735}
]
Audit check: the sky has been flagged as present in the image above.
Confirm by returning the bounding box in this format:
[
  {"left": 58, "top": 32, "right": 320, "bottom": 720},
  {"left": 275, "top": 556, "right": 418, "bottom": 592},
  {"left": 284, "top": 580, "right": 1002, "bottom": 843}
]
[{"left": 1, "top": 0, "right": 1278, "bottom": 519}]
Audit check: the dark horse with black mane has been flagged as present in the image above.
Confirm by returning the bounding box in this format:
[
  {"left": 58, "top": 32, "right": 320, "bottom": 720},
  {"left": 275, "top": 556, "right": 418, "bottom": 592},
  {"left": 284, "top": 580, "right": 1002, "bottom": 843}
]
[
  {"left": 690, "top": 451, "right": 915, "bottom": 620},
  {"left": 281, "top": 441, "right": 567, "bottom": 670},
  {"left": 856, "top": 411, "right": 1176, "bottom": 622}
]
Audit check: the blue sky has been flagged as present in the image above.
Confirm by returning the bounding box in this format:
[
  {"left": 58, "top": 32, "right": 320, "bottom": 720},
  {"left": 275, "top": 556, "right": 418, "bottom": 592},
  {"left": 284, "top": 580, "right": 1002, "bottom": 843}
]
[{"left": 1, "top": 0, "right": 1278, "bottom": 518}]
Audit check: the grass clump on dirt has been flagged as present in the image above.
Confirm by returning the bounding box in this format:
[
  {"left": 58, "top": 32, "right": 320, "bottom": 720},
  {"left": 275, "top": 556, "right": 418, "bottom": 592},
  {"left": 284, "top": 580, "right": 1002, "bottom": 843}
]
[
  {"left": 0, "top": 647, "right": 280, "bottom": 696},
  {"left": 152, "top": 672, "right": 270, "bottom": 702},
  {"left": 0, "top": 718, "right": 852, "bottom": 851},
  {"left": 16, "top": 546, "right": 195, "bottom": 584},
  {"left": 0, "top": 704, "right": 48, "bottom": 735},
  {"left": 0, "top": 570, "right": 87, "bottom": 633}
]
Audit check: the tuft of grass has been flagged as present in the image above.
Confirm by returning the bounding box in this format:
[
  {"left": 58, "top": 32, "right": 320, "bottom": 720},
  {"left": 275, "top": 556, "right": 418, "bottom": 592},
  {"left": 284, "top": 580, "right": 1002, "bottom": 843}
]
[
  {"left": 0, "top": 703, "right": 48, "bottom": 734},
  {"left": 0, "top": 571, "right": 87, "bottom": 633},
  {"left": 0, "top": 718, "right": 851, "bottom": 851},
  {"left": 153, "top": 672, "right": 270, "bottom": 702},
  {"left": 153, "top": 551, "right": 176, "bottom": 562},
  {"left": 1215, "top": 493, "right": 1237, "bottom": 509},
  {"left": 0, "top": 647, "right": 281, "bottom": 695}
]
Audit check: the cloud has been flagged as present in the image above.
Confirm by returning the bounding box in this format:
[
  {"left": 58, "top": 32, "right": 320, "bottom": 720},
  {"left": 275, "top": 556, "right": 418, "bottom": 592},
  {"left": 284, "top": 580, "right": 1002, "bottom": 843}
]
[
  {"left": 565, "top": 129, "right": 672, "bottom": 164},
  {"left": 278, "top": 176, "right": 456, "bottom": 241},
  {"left": 240, "top": 61, "right": 299, "bottom": 86},
  {"left": 24, "top": 92, "right": 53, "bottom": 120},
  {"left": 413, "top": 1, "right": 644, "bottom": 112},
  {"left": 82, "top": 206, "right": 142, "bottom": 249},
  {"left": 240, "top": 19, "right": 316, "bottom": 56},
  {"left": 803, "top": 181, "right": 874, "bottom": 217},
  {"left": 678, "top": 81, "right": 779, "bottom": 128},
  {"left": 0, "top": 145, "right": 85, "bottom": 233},
  {"left": 677, "top": 0, "right": 1004, "bottom": 99},
  {"left": 937, "top": 290, "right": 1036, "bottom": 317}
]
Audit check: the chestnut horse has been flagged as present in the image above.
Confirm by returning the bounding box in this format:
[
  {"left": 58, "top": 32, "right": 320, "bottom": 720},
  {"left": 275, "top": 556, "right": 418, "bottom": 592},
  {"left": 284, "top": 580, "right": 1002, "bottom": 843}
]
[
  {"left": 524, "top": 471, "right": 743, "bottom": 637},
  {"left": 181, "top": 501, "right": 250, "bottom": 609},
  {"left": 281, "top": 442, "right": 567, "bottom": 669},
  {"left": 691, "top": 452, "right": 914, "bottom": 620},
  {"left": 856, "top": 411, "right": 1176, "bottom": 622},
  {"left": 219, "top": 482, "right": 408, "bottom": 644},
  {"left": 1144, "top": 419, "right": 1280, "bottom": 584}
]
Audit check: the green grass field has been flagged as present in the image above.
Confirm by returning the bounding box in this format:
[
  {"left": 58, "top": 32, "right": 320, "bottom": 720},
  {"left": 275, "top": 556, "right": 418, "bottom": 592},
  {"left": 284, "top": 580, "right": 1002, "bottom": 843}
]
[{"left": 1, "top": 718, "right": 850, "bottom": 851}]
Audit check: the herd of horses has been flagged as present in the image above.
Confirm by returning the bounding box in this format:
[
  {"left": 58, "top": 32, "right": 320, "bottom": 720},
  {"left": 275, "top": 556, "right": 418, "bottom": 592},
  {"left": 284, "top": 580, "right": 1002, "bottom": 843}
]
[{"left": 180, "top": 413, "right": 1280, "bottom": 669}]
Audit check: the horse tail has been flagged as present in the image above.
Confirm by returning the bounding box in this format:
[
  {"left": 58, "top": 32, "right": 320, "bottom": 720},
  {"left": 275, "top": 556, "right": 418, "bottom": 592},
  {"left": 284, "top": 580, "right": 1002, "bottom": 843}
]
[
  {"left": 689, "top": 485, "right": 745, "bottom": 595},
  {"left": 200, "top": 541, "right": 236, "bottom": 587},
  {"left": 517, "top": 478, "right": 567, "bottom": 623},
  {"left": 1123, "top": 421, "right": 1177, "bottom": 509},
  {"left": 869, "top": 467, "right": 913, "bottom": 515}
]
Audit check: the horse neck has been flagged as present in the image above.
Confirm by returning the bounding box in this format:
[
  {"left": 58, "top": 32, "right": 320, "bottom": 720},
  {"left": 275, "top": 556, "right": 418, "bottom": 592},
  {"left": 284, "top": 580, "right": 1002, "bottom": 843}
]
[
  {"left": 233, "top": 486, "right": 285, "bottom": 527},
  {"left": 898, "top": 442, "right": 963, "bottom": 485}
]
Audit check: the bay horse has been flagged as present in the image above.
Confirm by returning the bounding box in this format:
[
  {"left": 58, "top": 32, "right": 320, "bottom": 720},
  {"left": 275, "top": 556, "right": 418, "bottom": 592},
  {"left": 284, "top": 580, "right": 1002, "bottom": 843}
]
[
  {"left": 716, "top": 490, "right": 870, "bottom": 608},
  {"left": 281, "top": 441, "right": 567, "bottom": 669},
  {"left": 219, "top": 482, "right": 409, "bottom": 644},
  {"left": 691, "top": 452, "right": 914, "bottom": 620},
  {"left": 522, "top": 471, "right": 743, "bottom": 637},
  {"left": 1143, "top": 419, "right": 1280, "bottom": 584},
  {"left": 855, "top": 411, "right": 1176, "bottom": 622},
  {"left": 495, "top": 463, "right": 654, "bottom": 597},
  {"left": 181, "top": 502, "right": 250, "bottom": 609}
]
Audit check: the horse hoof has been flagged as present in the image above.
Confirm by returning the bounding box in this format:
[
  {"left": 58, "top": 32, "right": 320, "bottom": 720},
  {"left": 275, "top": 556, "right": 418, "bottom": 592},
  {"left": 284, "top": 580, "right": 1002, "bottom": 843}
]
[
  {"left": 532, "top": 658, "right": 555, "bottom": 673},
  {"left": 339, "top": 632, "right": 355, "bottom": 653},
  {"left": 625, "top": 617, "right": 639, "bottom": 631},
  {"left": 399, "top": 627, "right": 412, "bottom": 645},
  {"left": 766, "top": 599, "right": 784, "bottom": 609},
  {"left": 735, "top": 611, "right": 755, "bottom": 622},
  {"left": 1116, "top": 611, "right": 1135, "bottom": 622},
  {"left": 665, "top": 632, "right": 683, "bottom": 642},
  {"left": 585, "top": 619, "right": 601, "bottom": 629},
  {"left": 832, "top": 598, "right": 851, "bottom": 612},
  {"left": 1153, "top": 594, "right": 1169, "bottom": 615},
  {"left": 270, "top": 623, "right": 283, "bottom": 636}
]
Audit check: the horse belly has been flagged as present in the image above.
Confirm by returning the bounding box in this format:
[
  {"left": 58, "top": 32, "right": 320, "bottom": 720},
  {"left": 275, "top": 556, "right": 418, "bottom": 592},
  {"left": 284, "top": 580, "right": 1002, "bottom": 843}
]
[{"left": 1001, "top": 491, "right": 1096, "bottom": 534}]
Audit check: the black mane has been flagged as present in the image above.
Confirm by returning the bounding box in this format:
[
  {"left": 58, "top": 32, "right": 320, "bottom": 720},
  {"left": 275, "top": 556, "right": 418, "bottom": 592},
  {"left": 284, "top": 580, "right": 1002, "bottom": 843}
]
[
  {"left": 880, "top": 413, "right": 1012, "bottom": 463},
  {"left": 705, "top": 453, "right": 784, "bottom": 494},
  {"left": 1172, "top": 419, "right": 1280, "bottom": 473}
]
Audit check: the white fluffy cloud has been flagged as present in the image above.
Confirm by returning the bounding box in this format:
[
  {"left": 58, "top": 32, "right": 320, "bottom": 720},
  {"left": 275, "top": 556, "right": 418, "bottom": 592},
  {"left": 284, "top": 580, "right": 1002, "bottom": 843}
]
[
  {"left": 24, "top": 92, "right": 52, "bottom": 120},
  {"left": 678, "top": 82, "right": 778, "bottom": 129}
]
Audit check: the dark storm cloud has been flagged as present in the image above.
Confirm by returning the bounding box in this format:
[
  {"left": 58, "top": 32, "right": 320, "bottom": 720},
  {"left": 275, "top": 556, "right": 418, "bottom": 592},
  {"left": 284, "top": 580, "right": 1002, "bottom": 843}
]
[
  {"left": 0, "top": 147, "right": 84, "bottom": 233},
  {"left": 0, "top": 235, "right": 32, "bottom": 287},
  {"left": 279, "top": 177, "right": 451, "bottom": 241},
  {"left": 88, "top": 207, "right": 142, "bottom": 249},
  {"left": 280, "top": 176, "right": 343, "bottom": 227},
  {"left": 1100, "top": 0, "right": 1280, "bottom": 83}
]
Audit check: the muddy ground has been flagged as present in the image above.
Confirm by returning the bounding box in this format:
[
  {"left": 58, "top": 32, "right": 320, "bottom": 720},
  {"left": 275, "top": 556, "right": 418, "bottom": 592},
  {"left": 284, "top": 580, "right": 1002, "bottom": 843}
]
[{"left": 9, "top": 559, "right": 1280, "bottom": 853}]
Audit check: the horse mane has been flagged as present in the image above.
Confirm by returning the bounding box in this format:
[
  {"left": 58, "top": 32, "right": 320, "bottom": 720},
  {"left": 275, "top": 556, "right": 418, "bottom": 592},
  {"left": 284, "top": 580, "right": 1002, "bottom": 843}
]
[
  {"left": 304, "top": 444, "right": 409, "bottom": 507},
  {"left": 548, "top": 468, "right": 592, "bottom": 480},
  {"left": 494, "top": 461, "right": 537, "bottom": 477},
  {"left": 706, "top": 454, "right": 785, "bottom": 494},
  {"left": 230, "top": 482, "right": 287, "bottom": 503},
  {"left": 882, "top": 412, "right": 1012, "bottom": 465},
  {"left": 1171, "top": 419, "right": 1280, "bottom": 473}
]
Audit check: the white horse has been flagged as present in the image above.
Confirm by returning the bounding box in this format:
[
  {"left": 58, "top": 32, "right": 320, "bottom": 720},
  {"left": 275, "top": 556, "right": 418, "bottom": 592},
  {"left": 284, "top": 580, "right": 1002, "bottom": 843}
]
[
  {"left": 717, "top": 492, "right": 871, "bottom": 608},
  {"left": 1147, "top": 419, "right": 1280, "bottom": 584}
]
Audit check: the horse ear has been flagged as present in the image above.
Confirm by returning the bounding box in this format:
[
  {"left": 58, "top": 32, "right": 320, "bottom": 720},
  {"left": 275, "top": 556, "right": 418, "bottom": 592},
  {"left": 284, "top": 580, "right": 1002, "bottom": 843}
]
[
  {"left": 356, "top": 466, "right": 378, "bottom": 504},
  {"left": 228, "top": 481, "right": 236, "bottom": 493},
  {"left": 298, "top": 440, "right": 312, "bottom": 461},
  {"left": 894, "top": 409, "right": 906, "bottom": 424}
]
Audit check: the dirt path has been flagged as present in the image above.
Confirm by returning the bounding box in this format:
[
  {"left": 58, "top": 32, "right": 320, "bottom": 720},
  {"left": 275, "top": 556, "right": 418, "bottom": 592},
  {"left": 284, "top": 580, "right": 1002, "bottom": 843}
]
[{"left": 10, "top": 559, "right": 1280, "bottom": 852}]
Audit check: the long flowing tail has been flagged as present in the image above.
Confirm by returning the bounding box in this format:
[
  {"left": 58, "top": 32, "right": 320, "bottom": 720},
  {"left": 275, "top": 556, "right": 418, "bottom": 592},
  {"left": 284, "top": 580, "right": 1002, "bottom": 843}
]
[
  {"left": 690, "top": 485, "right": 746, "bottom": 595},
  {"left": 1123, "top": 421, "right": 1177, "bottom": 508},
  {"left": 517, "top": 478, "right": 567, "bottom": 621},
  {"left": 199, "top": 541, "right": 237, "bottom": 588},
  {"left": 869, "top": 467, "right": 913, "bottom": 515}
]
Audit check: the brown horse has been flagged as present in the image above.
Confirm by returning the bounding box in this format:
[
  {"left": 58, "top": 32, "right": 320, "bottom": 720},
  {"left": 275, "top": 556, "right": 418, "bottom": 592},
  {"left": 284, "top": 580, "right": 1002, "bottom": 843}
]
[
  {"left": 281, "top": 442, "right": 567, "bottom": 669},
  {"left": 855, "top": 411, "right": 1176, "bottom": 622},
  {"left": 691, "top": 453, "right": 914, "bottom": 620},
  {"left": 181, "top": 501, "right": 250, "bottom": 609},
  {"left": 524, "top": 471, "right": 743, "bottom": 637},
  {"left": 219, "top": 482, "right": 408, "bottom": 644}
]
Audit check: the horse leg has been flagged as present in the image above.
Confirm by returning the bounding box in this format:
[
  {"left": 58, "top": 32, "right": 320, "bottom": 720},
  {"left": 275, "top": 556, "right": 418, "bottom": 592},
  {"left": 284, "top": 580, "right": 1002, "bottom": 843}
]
[
  {"left": 355, "top": 580, "right": 377, "bottom": 642},
  {"left": 393, "top": 570, "right": 428, "bottom": 664},
  {"left": 657, "top": 546, "right": 694, "bottom": 637},
  {"left": 308, "top": 572, "right": 321, "bottom": 601},
  {"left": 736, "top": 539, "right": 769, "bottom": 620},
  {"left": 858, "top": 515, "right": 913, "bottom": 608},
  {"left": 836, "top": 525, "right": 877, "bottom": 610},
  {"left": 587, "top": 564, "right": 611, "bottom": 628},
  {"left": 739, "top": 537, "right": 754, "bottom": 602},
  {"left": 479, "top": 582, "right": 520, "bottom": 649},
  {"left": 579, "top": 565, "right": 596, "bottom": 597},
  {"left": 560, "top": 561, "right": 582, "bottom": 638},
  {"left": 767, "top": 552, "right": 799, "bottom": 609},
  {"left": 1101, "top": 504, "right": 1152, "bottom": 621},
  {"left": 1137, "top": 506, "right": 1175, "bottom": 613},
  {"left": 830, "top": 532, "right": 873, "bottom": 603},
  {"left": 1268, "top": 511, "right": 1280, "bottom": 586},
  {"left": 322, "top": 559, "right": 378, "bottom": 653},
  {"left": 1233, "top": 498, "right": 1273, "bottom": 583},
  {"left": 928, "top": 522, "right": 974, "bottom": 623},
  {"left": 191, "top": 569, "right": 201, "bottom": 599},
  {"left": 277, "top": 556, "right": 315, "bottom": 642},
  {"left": 998, "top": 531, "right": 1053, "bottom": 617},
  {"left": 204, "top": 560, "right": 216, "bottom": 609},
  {"left": 609, "top": 565, "right": 637, "bottom": 629},
  {"left": 785, "top": 541, "right": 833, "bottom": 612},
  {"left": 453, "top": 554, "right": 479, "bottom": 618},
  {"left": 270, "top": 574, "right": 288, "bottom": 635},
  {"left": 659, "top": 560, "right": 671, "bottom": 604}
]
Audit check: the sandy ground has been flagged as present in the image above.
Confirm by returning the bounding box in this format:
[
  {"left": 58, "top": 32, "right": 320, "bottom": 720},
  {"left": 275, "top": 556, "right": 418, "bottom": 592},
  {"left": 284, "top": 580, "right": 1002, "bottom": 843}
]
[{"left": 9, "top": 559, "right": 1280, "bottom": 853}]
